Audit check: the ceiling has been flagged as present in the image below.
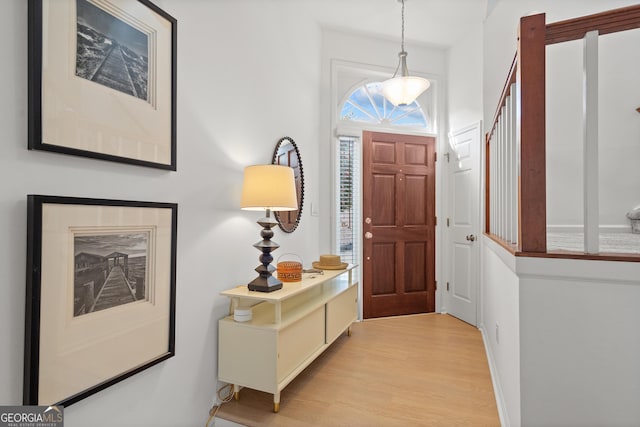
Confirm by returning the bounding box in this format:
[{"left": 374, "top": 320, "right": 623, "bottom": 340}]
[{"left": 304, "top": 0, "right": 489, "bottom": 48}]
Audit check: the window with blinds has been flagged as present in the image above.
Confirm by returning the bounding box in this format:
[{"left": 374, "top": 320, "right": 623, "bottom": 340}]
[{"left": 336, "top": 136, "right": 361, "bottom": 265}]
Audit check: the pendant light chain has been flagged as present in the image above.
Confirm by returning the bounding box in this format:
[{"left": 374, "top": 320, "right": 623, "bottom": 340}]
[{"left": 401, "top": 0, "right": 405, "bottom": 53}]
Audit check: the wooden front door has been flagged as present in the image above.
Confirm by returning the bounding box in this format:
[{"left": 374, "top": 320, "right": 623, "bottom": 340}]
[{"left": 362, "top": 131, "right": 436, "bottom": 319}]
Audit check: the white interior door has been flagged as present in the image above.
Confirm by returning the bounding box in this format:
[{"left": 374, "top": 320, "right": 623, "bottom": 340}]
[{"left": 446, "top": 122, "right": 481, "bottom": 326}]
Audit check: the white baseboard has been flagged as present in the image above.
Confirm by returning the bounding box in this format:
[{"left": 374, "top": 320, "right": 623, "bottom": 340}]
[
  {"left": 479, "top": 324, "right": 509, "bottom": 427},
  {"left": 547, "top": 224, "right": 629, "bottom": 233}
]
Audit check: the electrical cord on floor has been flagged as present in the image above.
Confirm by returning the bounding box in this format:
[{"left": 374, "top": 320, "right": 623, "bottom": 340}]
[{"left": 205, "top": 382, "right": 234, "bottom": 427}]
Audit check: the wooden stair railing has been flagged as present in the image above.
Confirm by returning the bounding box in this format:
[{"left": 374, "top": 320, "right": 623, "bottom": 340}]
[{"left": 485, "top": 5, "right": 640, "bottom": 258}]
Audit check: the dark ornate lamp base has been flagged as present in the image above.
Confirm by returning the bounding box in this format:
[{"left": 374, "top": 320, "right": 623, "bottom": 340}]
[
  {"left": 248, "top": 275, "right": 282, "bottom": 292},
  {"left": 247, "top": 210, "right": 283, "bottom": 292}
]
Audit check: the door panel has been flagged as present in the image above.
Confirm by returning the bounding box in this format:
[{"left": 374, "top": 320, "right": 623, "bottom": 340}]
[
  {"left": 372, "top": 174, "right": 396, "bottom": 225},
  {"left": 363, "top": 131, "right": 436, "bottom": 319},
  {"left": 405, "top": 175, "right": 427, "bottom": 225},
  {"left": 404, "top": 242, "right": 427, "bottom": 292},
  {"left": 453, "top": 243, "right": 472, "bottom": 302},
  {"left": 405, "top": 143, "right": 428, "bottom": 165},
  {"left": 372, "top": 142, "right": 396, "bottom": 163},
  {"left": 372, "top": 243, "right": 396, "bottom": 295},
  {"left": 454, "top": 170, "right": 472, "bottom": 225},
  {"left": 447, "top": 123, "right": 481, "bottom": 326}
]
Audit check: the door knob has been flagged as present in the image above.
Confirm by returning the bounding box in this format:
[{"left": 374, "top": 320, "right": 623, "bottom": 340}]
[
  {"left": 365, "top": 217, "right": 372, "bottom": 224},
  {"left": 466, "top": 234, "right": 476, "bottom": 242},
  {"left": 365, "top": 232, "right": 373, "bottom": 239}
]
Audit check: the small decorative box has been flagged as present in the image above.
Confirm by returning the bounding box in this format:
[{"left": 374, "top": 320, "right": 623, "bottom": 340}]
[{"left": 277, "top": 254, "right": 302, "bottom": 282}]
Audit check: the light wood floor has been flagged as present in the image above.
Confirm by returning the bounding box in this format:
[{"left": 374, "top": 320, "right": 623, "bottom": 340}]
[{"left": 217, "top": 313, "right": 500, "bottom": 426}]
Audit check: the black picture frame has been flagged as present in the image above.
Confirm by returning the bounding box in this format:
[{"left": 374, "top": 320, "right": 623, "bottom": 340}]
[
  {"left": 28, "top": 0, "right": 177, "bottom": 170},
  {"left": 24, "top": 195, "right": 178, "bottom": 407}
]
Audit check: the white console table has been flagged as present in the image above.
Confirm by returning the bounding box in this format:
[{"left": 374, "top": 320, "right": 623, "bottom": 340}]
[{"left": 218, "top": 265, "right": 358, "bottom": 412}]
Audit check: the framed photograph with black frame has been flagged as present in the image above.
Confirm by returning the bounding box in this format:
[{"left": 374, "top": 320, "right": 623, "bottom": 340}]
[
  {"left": 28, "top": 0, "right": 177, "bottom": 170},
  {"left": 24, "top": 195, "right": 178, "bottom": 407}
]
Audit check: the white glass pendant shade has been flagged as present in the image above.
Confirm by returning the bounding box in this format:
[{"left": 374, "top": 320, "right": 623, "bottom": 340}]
[
  {"left": 382, "top": 75, "right": 430, "bottom": 106},
  {"left": 383, "top": 51, "right": 429, "bottom": 106}
]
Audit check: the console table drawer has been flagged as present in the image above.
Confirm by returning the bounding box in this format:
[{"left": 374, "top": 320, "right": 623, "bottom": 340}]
[
  {"left": 326, "top": 285, "right": 357, "bottom": 343},
  {"left": 277, "top": 306, "right": 324, "bottom": 382}
]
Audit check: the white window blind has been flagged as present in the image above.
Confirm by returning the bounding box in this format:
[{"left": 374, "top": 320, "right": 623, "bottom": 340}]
[{"left": 336, "top": 136, "right": 361, "bottom": 265}]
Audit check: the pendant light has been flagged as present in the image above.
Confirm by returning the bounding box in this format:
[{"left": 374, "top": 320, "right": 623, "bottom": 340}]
[{"left": 382, "top": 0, "right": 430, "bottom": 106}]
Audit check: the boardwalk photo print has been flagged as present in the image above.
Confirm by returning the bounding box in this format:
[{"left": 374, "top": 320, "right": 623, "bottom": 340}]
[
  {"left": 74, "top": 232, "right": 149, "bottom": 317},
  {"left": 76, "top": 0, "right": 149, "bottom": 102}
]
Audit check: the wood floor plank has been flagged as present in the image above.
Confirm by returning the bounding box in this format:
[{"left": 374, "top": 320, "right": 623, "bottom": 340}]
[{"left": 217, "top": 313, "right": 500, "bottom": 426}]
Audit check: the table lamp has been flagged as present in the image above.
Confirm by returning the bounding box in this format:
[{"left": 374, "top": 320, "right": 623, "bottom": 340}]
[{"left": 241, "top": 165, "right": 297, "bottom": 292}]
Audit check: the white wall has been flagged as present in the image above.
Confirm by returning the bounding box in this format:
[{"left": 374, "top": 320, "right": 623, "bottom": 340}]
[
  {"left": 483, "top": 238, "right": 640, "bottom": 427},
  {"left": 546, "top": 28, "right": 640, "bottom": 227},
  {"left": 0, "top": 1, "right": 322, "bottom": 426},
  {"left": 597, "top": 30, "right": 640, "bottom": 226},
  {"left": 545, "top": 39, "right": 584, "bottom": 226},
  {"left": 447, "top": 22, "right": 484, "bottom": 133},
  {"left": 482, "top": 238, "right": 521, "bottom": 427},
  {"left": 483, "top": 0, "right": 640, "bottom": 129},
  {"left": 519, "top": 257, "right": 640, "bottom": 427}
]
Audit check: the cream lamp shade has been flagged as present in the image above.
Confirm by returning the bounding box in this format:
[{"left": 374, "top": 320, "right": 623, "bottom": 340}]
[{"left": 241, "top": 165, "right": 297, "bottom": 211}]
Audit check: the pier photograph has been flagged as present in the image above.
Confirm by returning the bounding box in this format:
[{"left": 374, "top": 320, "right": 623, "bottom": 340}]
[
  {"left": 73, "top": 231, "right": 149, "bottom": 317},
  {"left": 76, "top": 0, "right": 149, "bottom": 101}
]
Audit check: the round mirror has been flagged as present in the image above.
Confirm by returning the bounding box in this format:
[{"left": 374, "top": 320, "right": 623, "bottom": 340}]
[{"left": 272, "top": 136, "right": 304, "bottom": 233}]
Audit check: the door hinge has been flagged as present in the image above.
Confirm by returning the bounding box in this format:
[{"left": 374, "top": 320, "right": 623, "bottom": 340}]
[
  {"left": 434, "top": 216, "right": 437, "bottom": 226},
  {"left": 446, "top": 217, "right": 450, "bottom": 227},
  {"left": 435, "top": 280, "right": 437, "bottom": 290},
  {"left": 434, "top": 152, "right": 437, "bottom": 162},
  {"left": 444, "top": 152, "right": 450, "bottom": 163},
  {"left": 446, "top": 282, "right": 450, "bottom": 291}
]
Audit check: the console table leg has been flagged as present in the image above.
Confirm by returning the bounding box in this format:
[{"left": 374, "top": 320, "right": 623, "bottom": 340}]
[
  {"left": 347, "top": 326, "right": 352, "bottom": 337},
  {"left": 234, "top": 384, "right": 240, "bottom": 401},
  {"left": 273, "top": 392, "right": 280, "bottom": 413}
]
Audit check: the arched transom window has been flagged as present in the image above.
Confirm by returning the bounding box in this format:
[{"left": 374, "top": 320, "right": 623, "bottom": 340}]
[{"left": 339, "top": 82, "right": 429, "bottom": 130}]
